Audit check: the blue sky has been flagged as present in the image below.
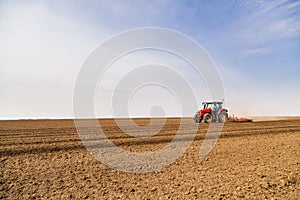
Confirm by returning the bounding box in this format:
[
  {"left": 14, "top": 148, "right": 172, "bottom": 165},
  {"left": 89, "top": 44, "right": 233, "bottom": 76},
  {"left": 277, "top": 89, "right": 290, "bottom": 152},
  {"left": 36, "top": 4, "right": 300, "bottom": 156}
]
[{"left": 0, "top": 0, "right": 300, "bottom": 119}]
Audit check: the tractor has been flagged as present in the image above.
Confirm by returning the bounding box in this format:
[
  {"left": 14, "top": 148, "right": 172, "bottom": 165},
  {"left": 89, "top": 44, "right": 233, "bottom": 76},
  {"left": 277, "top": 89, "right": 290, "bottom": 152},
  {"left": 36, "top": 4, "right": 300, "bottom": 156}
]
[{"left": 193, "top": 101, "right": 228, "bottom": 123}]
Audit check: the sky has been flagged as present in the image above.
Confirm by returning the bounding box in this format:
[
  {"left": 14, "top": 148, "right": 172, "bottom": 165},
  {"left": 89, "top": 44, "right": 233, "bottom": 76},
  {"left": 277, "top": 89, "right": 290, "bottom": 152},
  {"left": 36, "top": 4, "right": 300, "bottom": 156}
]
[{"left": 0, "top": 0, "right": 300, "bottom": 119}]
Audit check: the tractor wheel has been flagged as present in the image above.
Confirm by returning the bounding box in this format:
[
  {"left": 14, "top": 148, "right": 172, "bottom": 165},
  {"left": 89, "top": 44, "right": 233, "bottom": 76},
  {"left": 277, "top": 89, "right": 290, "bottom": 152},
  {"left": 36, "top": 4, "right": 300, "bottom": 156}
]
[
  {"left": 218, "top": 112, "right": 228, "bottom": 123},
  {"left": 203, "top": 113, "right": 212, "bottom": 123},
  {"left": 193, "top": 114, "right": 202, "bottom": 123}
]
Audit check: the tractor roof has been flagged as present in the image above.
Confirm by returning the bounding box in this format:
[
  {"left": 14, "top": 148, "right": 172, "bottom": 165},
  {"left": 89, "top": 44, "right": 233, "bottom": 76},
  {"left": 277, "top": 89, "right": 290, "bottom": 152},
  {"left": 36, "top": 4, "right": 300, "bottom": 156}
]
[{"left": 202, "top": 101, "right": 223, "bottom": 105}]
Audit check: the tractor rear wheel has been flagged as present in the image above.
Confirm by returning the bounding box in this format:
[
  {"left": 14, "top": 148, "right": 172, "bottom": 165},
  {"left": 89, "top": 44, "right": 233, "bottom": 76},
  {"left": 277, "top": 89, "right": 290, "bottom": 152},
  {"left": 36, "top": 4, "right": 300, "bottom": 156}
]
[
  {"left": 203, "top": 113, "right": 212, "bottom": 123},
  {"left": 218, "top": 112, "right": 228, "bottom": 123}
]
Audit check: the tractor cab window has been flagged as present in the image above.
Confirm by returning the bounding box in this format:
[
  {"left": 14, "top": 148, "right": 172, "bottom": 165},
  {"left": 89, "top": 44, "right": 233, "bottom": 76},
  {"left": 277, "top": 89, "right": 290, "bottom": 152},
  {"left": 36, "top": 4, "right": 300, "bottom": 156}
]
[
  {"left": 212, "top": 103, "right": 218, "bottom": 111},
  {"left": 203, "top": 102, "right": 223, "bottom": 110},
  {"left": 214, "top": 103, "right": 222, "bottom": 110},
  {"left": 204, "top": 103, "right": 213, "bottom": 109},
  {"left": 214, "top": 103, "right": 221, "bottom": 110},
  {"left": 203, "top": 104, "right": 208, "bottom": 109}
]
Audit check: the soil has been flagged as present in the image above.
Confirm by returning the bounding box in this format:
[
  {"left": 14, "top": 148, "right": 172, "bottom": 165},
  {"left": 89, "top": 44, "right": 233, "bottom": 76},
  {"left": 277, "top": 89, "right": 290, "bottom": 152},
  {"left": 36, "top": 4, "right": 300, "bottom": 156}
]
[{"left": 0, "top": 118, "right": 299, "bottom": 199}]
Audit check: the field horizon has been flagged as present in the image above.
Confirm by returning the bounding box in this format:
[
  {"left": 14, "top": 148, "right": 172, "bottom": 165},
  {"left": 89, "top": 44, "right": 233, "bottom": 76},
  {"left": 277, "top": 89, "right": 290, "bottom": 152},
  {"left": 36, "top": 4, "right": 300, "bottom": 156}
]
[{"left": 1, "top": 115, "right": 300, "bottom": 122}]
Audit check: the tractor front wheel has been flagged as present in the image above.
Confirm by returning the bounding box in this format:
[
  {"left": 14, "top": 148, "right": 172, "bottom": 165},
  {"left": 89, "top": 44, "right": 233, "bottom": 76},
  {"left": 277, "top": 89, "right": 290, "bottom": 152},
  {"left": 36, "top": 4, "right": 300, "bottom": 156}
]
[
  {"left": 193, "top": 114, "right": 202, "bottom": 123},
  {"left": 203, "top": 113, "right": 212, "bottom": 123}
]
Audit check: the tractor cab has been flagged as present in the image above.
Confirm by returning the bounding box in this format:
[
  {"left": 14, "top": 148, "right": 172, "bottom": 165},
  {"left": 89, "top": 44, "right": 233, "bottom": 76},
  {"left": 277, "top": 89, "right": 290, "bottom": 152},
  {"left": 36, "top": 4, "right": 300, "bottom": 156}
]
[{"left": 203, "top": 102, "right": 222, "bottom": 112}]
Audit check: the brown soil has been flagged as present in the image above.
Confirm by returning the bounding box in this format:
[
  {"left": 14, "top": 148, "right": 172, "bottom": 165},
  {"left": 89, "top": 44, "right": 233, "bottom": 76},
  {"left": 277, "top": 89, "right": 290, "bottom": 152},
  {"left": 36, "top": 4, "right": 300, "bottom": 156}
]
[{"left": 0, "top": 118, "right": 299, "bottom": 199}]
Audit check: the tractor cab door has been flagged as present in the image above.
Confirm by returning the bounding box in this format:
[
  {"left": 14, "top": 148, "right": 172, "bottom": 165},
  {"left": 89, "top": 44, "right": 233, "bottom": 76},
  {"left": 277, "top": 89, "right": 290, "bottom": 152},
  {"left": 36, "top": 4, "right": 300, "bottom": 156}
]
[{"left": 211, "top": 103, "right": 219, "bottom": 113}]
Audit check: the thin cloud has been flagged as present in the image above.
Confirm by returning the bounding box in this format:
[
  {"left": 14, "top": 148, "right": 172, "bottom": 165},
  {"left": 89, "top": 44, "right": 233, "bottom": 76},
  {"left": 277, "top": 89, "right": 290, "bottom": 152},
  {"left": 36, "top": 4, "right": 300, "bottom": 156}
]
[
  {"left": 243, "top": 47, "right": 270, "bottom": 55},
  {"left": 236, "top": 0, "right": 300, "bottom": 54}
]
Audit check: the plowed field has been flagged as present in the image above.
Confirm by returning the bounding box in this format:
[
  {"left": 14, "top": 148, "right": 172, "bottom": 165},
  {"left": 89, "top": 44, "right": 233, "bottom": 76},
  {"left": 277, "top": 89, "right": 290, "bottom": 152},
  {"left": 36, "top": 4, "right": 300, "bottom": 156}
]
[{"left": 1, "top": 118, "right": 299, "bottom": 199}]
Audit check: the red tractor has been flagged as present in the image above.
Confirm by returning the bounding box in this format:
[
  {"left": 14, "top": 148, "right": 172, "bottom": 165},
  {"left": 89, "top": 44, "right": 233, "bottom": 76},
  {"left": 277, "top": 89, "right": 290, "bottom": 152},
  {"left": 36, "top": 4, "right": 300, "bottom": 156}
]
[{"left": 193, "top": 101, "right": 228, "bottom": 123}]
